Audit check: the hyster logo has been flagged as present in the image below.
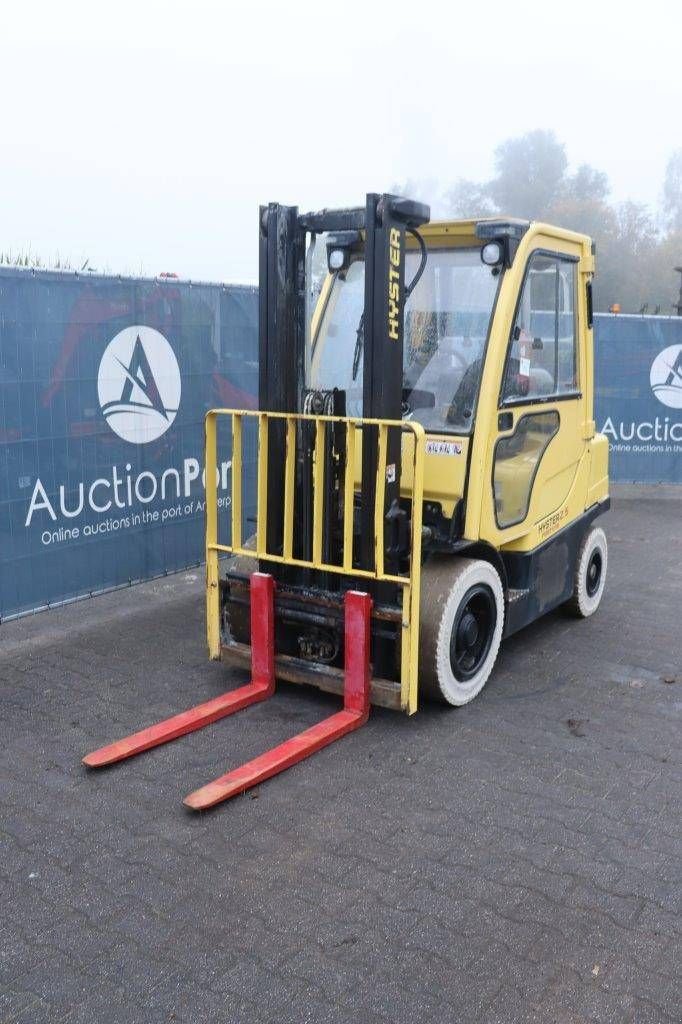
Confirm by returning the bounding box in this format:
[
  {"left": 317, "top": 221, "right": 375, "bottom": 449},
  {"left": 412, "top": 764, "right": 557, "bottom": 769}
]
[
  {"left": 98, "top": 325, "right": 181, "bottom": 443},
  {"left": 650, "top": 344, "right": 682, "bottom": 409},
  {"left": 388, "top": 227, "right": 402, "bottom": 341}
]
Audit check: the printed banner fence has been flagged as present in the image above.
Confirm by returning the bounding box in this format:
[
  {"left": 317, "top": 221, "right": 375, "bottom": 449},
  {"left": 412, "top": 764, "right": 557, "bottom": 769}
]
[
  {"left": 593, "top": 314, "right": 682, "bottom": 484},
  {"left": 1, "top": 265, "right": 680, "bottom": 621},
  {"left": 0, "top": 268, "right": 258, "bottom": 620}
]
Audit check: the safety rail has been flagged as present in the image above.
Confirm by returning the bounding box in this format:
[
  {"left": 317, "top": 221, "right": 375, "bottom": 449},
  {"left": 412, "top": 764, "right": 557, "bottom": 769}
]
[{"left": 205, "top": 409, "right": 426, "bottom": 714}]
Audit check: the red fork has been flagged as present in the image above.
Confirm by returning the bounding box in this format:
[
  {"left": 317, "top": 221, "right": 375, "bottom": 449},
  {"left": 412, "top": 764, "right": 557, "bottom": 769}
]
[
  {"left": 183, "top": 590, "right": 372, "bottom": 810},
  {"left": 82, "top": 573, "right": 276, "bottom": 768}
]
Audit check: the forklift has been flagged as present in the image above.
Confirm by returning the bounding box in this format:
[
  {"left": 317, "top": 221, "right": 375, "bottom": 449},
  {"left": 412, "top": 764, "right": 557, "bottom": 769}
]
[{"left": 84, "top": 194, "right": 609, "bottom": 809}]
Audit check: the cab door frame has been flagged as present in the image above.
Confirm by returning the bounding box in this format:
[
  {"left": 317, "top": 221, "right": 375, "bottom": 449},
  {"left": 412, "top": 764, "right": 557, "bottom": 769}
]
[{"left": 465, "top": 225, "right": 595, "bottom": 553}]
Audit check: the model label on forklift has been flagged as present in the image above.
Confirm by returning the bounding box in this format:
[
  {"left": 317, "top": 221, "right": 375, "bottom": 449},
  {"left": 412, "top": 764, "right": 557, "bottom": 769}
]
[
  {"left": 388, "top": 227, "right": 402, "bottom": 341},
  {"left": 425, "top": 440, "right": 462, "bottom": 456},
  {"left": 538, "top": 505, "right": 569, "bottom": 538}
]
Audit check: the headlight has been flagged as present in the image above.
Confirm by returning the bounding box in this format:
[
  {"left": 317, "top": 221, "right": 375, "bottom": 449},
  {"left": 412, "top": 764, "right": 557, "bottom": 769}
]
[
  {"left": 481, "top": 241, "right": 503, "bottom": 266},
  {"left": 328, "top": 249, "right": 346, "bottom": 271}
]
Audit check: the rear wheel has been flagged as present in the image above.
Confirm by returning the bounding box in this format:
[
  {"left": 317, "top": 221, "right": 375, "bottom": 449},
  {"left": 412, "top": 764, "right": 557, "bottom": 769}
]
[
  {"left": 419, "top": 557, "right": 505, "bottom": 706},
  {"left": 565, "top": 525, "right": 608, "bottom": 618}
]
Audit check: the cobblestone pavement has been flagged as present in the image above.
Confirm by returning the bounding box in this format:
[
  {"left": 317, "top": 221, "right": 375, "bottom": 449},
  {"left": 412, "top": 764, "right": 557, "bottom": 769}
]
[{"left": 1, "top": 491, "right": 680, "bottom": 1024}]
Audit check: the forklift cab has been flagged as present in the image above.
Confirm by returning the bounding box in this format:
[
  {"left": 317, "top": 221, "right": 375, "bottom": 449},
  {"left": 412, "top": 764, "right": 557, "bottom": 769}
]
[{"left": 306, "top": 211, "right": 606, "bottom": 555}]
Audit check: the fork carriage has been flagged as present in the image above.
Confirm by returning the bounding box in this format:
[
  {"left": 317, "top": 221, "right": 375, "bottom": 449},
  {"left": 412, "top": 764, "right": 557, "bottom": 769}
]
[{"left": 208, "top": 409, "right": 426, "bottom": 715}]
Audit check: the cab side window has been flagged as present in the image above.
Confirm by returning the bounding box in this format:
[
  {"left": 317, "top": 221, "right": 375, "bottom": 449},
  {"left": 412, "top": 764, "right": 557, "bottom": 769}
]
[{"left": 502, "top": 253, "right": 578, "bottom": 403}]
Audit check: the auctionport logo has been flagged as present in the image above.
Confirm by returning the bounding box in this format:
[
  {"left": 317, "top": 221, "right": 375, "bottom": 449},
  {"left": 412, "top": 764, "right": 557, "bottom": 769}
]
[
  {"left": 98, "top": 325, "right": 181, "bottom": 443},
  {"left": 650, "top": 344, "right": 682, "bottom": 409}
]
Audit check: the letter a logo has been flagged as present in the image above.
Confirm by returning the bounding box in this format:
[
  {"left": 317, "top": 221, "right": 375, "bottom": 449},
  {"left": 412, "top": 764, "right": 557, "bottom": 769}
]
[
  {"left": 650, "top": 344, "right": 682, "bottom": 409},
  {"left": 98, "top": 326, "right": 181, "bottom": 443}
]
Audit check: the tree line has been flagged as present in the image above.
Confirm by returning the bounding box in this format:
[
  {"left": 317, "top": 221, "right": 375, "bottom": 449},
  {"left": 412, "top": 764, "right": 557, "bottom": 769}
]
[{"left": 404, "top": 130, "right": 682, "bottom": 315}]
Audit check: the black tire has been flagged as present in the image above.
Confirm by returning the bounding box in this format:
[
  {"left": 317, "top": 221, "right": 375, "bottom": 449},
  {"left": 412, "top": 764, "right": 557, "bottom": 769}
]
[
  {"left": 419, "top": 557, "right": 505, "bottom": 706},
  {"left": 565, "top": 525, "right": 608, "bottom": 618}
]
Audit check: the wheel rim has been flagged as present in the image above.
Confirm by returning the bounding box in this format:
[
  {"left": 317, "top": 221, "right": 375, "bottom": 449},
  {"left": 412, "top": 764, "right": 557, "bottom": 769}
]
[
  {"left": 449, "top": 584, "right": 497, "bottom": 682},
  {"left": 586, "top": 549, "right": 603, "bottom": 597}
]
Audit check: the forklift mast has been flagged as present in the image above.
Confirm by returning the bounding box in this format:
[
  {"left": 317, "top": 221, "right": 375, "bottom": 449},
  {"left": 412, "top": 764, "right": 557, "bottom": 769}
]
[{"left": 258, "top": 193, "right": 430, "bottom": 573}]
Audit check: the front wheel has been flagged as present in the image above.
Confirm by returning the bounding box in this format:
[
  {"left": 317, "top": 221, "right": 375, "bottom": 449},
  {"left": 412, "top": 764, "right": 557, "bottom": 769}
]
[
  {"left": 419, "top": 557, "right": 505, "bottom": 706},
  {"left": 565, "top": 525, "right": 608, "bottom": 618}
]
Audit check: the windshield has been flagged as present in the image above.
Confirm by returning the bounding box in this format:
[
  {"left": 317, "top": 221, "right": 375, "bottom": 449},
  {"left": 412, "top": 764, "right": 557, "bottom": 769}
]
[{"left": 310, "top": 247, "right": 502, "bottom": 433}]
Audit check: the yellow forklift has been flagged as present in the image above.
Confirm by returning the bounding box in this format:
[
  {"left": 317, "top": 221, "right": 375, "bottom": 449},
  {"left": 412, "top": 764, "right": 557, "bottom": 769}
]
[{"left": 84, "top": 194, "right": 609, "bottom": 809}]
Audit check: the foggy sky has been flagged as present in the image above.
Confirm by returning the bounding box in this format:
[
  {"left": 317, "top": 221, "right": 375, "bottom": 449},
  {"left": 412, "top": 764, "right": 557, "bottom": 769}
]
[{"left": 1, "top": 0, "right": 679, "bottom": 283}]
